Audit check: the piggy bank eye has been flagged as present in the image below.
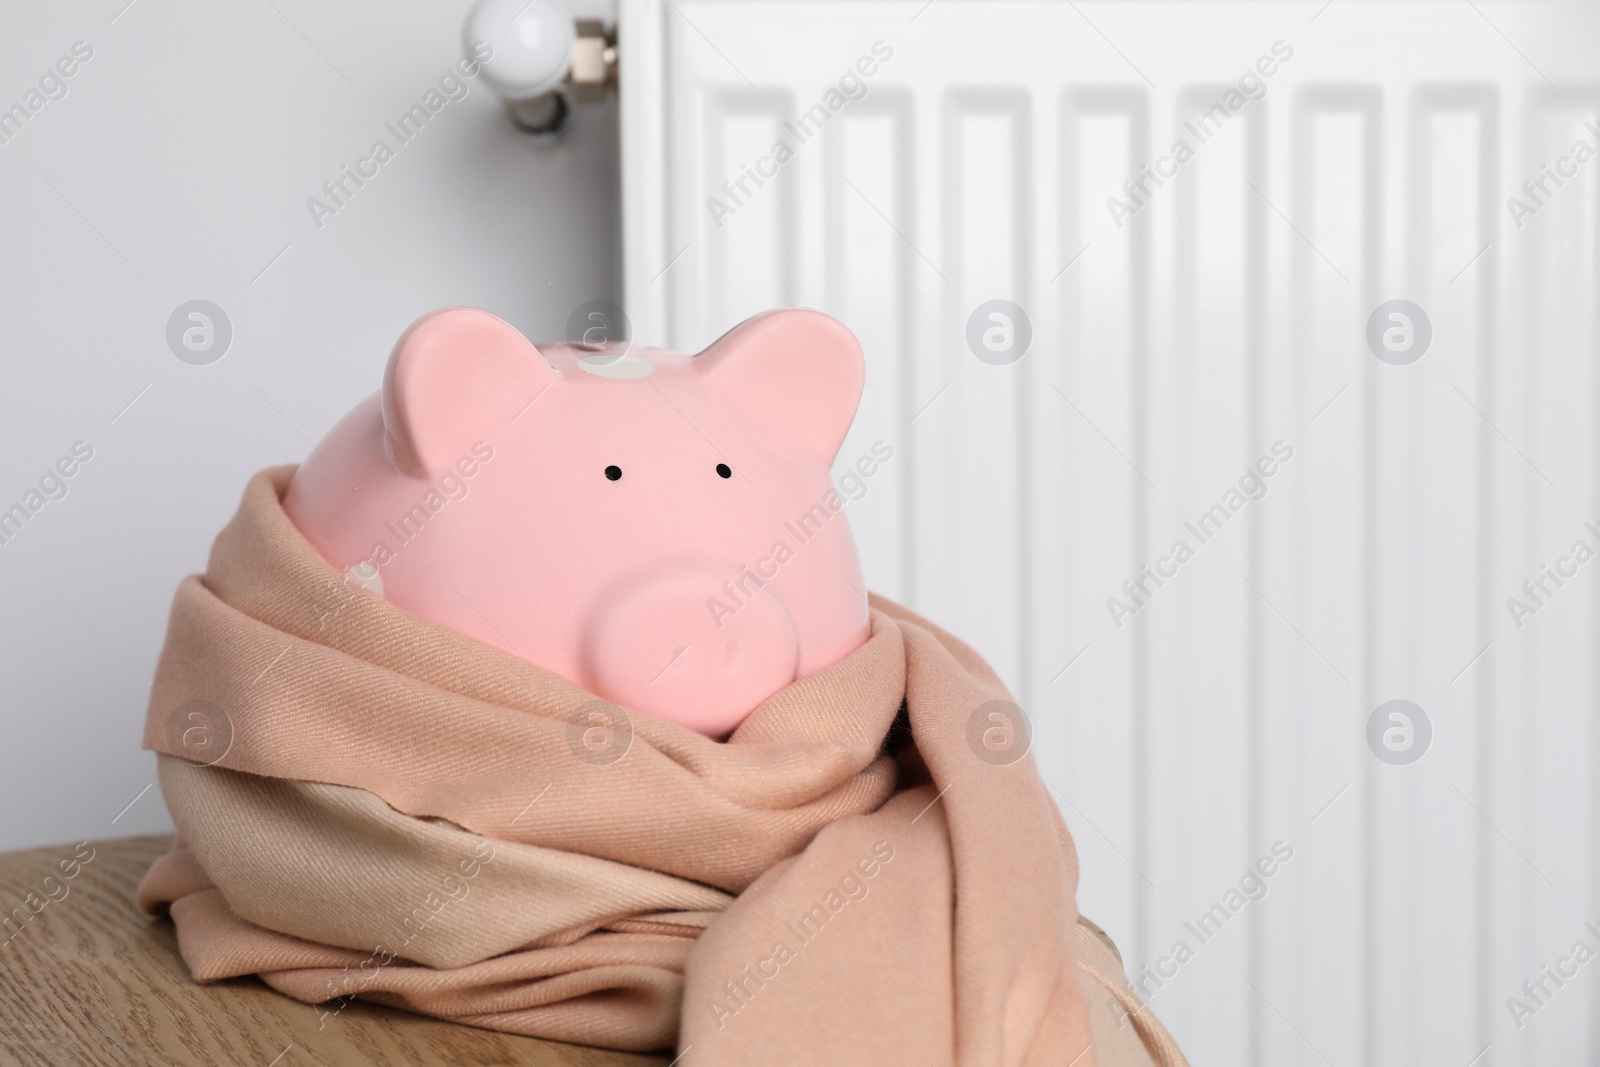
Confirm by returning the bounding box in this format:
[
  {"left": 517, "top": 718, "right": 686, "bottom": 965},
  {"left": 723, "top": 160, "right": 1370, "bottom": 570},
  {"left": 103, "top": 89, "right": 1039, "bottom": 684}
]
[
  {"left": 604, "top": 465, "right": 622, "bottom": 481},
  {"left": 715, "top": 463, "right": 732, "bottom": 479}
]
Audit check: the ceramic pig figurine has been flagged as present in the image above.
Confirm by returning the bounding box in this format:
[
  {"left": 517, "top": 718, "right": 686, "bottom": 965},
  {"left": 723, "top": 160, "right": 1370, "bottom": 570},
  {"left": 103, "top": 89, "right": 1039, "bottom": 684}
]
[{"left": 283, "top": 307, "right": 872, "bottom": 736}]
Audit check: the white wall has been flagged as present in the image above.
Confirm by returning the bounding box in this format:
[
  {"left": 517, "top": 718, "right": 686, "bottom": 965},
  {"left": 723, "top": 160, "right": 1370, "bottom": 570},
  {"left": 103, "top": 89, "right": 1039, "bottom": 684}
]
[{"left": 0, "top": 1, "right": 621, "bottom": 849}]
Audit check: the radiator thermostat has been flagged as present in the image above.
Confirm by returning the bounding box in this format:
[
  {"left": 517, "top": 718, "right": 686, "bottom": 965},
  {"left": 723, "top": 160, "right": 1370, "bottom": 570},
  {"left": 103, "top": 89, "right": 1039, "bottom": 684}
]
[{"left": 464, "top": 0, "right": 616, "bottom": 135}]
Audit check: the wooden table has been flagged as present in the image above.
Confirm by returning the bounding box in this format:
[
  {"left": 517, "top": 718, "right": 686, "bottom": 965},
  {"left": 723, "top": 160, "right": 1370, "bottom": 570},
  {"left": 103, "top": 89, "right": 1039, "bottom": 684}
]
[{"left": 0, "top": 836, "right": 668, "bottom": 1067}]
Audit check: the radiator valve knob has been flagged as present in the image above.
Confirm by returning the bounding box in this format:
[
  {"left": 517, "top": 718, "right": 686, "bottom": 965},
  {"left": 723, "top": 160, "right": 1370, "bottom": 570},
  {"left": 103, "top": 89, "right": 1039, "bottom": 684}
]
[{"left": 464, "top": 0, "right": 615, "bottom": 134}]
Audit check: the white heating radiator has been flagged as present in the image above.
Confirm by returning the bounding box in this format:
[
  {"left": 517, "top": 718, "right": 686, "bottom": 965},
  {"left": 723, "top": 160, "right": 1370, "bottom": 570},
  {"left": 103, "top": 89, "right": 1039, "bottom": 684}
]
[{"left": 618, "top": 2, "right": 1600, "bottom": 1063}]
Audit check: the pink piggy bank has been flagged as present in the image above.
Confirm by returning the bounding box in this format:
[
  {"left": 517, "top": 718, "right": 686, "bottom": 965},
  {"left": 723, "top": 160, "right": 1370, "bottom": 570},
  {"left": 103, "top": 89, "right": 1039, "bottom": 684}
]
[{"left": 283, "top": 306, "right": 873, "bottom": 736}]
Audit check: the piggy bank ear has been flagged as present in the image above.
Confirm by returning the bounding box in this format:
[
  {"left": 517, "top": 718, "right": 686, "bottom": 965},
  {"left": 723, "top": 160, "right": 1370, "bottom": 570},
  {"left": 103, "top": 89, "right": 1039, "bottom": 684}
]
[
  {"left": 382, "top": 307, "right": 555, "bottom": 475},
  {"left": 697, "top": 308, "right": 865, "bottom": 464}
]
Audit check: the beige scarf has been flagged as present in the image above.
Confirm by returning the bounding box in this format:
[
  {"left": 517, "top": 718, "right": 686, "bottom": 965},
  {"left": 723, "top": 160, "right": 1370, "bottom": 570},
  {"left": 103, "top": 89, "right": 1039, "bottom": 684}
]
[{"left": 136, "top": 467, "right": 1186, "bottom": 1067}]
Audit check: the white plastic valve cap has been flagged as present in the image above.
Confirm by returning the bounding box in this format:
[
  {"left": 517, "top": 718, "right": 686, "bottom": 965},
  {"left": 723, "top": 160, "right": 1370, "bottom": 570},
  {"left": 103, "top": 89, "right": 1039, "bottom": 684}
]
[{"left": 465, "top": 0, "right": 576, "bottom": 103}]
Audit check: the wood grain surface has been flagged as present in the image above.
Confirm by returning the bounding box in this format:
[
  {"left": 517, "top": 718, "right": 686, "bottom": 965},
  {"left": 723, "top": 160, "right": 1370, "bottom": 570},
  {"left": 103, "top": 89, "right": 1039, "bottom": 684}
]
[{"left": 0, "top": 836, "right": 669, "bottom": 1067}]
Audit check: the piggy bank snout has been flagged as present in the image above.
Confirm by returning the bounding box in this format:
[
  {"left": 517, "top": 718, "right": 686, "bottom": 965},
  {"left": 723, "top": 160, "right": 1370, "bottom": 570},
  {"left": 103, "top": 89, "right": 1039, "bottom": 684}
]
[{"left": 582, "top": 564, "right": 798, "bottom": 736}]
